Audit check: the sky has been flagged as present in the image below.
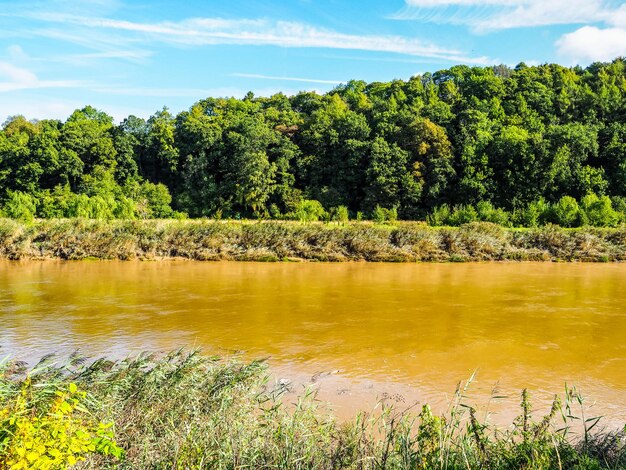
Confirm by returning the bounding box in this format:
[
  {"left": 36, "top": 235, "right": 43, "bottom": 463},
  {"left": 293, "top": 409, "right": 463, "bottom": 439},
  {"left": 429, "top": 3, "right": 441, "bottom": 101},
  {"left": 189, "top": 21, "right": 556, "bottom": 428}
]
[{"left": 1, "top": 0, "right": 626, "bottom": 122}]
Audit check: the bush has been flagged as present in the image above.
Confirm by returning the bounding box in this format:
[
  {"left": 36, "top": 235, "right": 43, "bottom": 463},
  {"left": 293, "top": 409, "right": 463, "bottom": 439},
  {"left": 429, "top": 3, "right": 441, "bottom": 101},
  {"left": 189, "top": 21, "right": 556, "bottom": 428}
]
[
  {"left": 448, "top": 205, "right": 478, "bottom": 226},
  {"left": 330, "top": 205, "right": 349, "bottom": 223},
  {"left": 581, "top": 193, "right": 621, "bottom": 227},
  {"left": 130, "top": 181, "right": 175, "bottom": 219},
  {"left": 1, "top": 191, "right": 37, "bottom": 223},
  {"left": 427, "top": 204, "right": 451, "bottom": 226},
  {"left": 372, "top": 205, "right": 398, "bottom": 224},
  {"left": 0, "top": 379, "right": 123, "bottom": 468},
  {"left": 550, "top": 196, "right": 583, "bottom": 227},
  {"left": 476, "top": 201, "right": 510, "bottom": 226},
  {"left": 291, "top": 199, "right": 327, "bottom": 222},
  {"left": 512, "top": 199, "right": 550, "bottom": 227}
]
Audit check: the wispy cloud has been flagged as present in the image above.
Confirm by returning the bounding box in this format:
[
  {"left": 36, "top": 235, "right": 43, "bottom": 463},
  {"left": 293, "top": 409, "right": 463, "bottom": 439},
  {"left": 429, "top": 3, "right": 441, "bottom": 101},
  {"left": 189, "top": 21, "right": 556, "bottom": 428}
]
[
  {"left": 23, "top": 27, "right": 151, "bottom": 62},
  {"left": 394, "top": 0, "right": 623, "bottom": 32},
  {"left": 232, "top": 73, "right": 343, "bottom": 85},
  {"left": 392, "top": 0, "right": 626, "bottom": 65},
  {"left": 0, "top": 61, "right": 85, "bottom": 92},
  {"left": 16, "top": 12, "right": 492, "bottom": 64}
]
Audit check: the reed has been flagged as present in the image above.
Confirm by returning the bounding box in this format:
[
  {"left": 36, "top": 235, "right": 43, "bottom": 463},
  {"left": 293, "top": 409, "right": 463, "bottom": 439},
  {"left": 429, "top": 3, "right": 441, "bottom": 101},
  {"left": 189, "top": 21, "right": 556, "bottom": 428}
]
[{"left": 1, "top": 351, "right": 624, "bottom": 469}]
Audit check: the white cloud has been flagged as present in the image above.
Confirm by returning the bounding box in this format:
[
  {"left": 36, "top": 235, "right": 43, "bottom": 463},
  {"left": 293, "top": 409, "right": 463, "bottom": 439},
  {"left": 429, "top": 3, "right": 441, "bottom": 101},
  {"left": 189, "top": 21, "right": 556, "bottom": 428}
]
[
  {"left": 397, "top": 0, "right": 626, "bottom": 64},
  {"left": 0, "top": 61, "right": 85, "bottom": 92},
  {"left": 22, "top": 12, "right": 492, "bottom": 64},
  {"left": 396, "top": 0, "right": 622, "bottom": 32},
  {"left": 556, "top": 26, "right": 626, "bottom": 64}
]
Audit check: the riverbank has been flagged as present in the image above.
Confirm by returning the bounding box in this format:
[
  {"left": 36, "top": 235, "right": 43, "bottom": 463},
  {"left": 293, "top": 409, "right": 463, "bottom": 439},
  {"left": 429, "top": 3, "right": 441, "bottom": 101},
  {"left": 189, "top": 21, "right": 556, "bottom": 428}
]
[
  {"left": 1, "top": 218, "right": 626, "bottom": 262},
  {"left": 1, "top": 351, "right": 624, "bottom": 469}
]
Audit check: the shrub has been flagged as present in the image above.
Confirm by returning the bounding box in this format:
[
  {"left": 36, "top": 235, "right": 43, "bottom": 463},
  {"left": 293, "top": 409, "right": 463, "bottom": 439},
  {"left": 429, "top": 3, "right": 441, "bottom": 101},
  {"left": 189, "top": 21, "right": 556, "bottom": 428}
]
[
  {"left": 330, "top": 205, "right": 349, "bottom": 223},
  {"left": 1, "top": 191, "right": 37, "bottom": 223},
  {"left": 292, "top": 199, "right": 327, "bottom": 222},
  {"left": 512, "top": 199, "right": 550, "bottom": 227},
  {"left": 550, "top": 196, "right": 583, "bottom": 227},
  {"left": 581, "top": 193, "right": 621, "bottom": 227},
  {"left": 86, "top": 195, "right": 116, "bottom": 220},
  {"left": 0, "top": 379, "right": 123, "bottom": 469},
  {"left": 372, "top": 205, "right": 398, "bottom": 224},
  {"left": 427, "top": 204, "right": 451, "bottom": 226},
  {"left": 448, "top": 205, "right": 478, "bottom": 226},
  {"left": 476, "top": 201, "right": 510, "bottom": 226},
  {"left": 131, "top": 181, "right": 175, "bottom": 219}
]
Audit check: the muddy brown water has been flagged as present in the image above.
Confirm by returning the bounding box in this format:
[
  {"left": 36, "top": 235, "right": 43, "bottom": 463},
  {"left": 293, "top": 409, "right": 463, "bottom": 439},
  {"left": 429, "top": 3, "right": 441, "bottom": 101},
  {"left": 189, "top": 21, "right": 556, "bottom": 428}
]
[{"left": 1, "top": 261, "right": 625, "bottom": 427}]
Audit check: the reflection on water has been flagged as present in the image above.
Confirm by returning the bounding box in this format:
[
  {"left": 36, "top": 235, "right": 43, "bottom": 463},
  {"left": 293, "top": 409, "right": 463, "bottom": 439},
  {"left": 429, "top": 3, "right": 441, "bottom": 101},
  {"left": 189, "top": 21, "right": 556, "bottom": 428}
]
[{"left": 1, "top": 261, "right": 625, "bottom": 423}]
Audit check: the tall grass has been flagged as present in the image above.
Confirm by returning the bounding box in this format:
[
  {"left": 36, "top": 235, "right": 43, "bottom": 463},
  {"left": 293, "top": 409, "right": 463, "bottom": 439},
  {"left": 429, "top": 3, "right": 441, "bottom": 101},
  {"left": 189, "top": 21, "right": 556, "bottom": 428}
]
[
  {"left": 1, "top": 218, "right": 626, "bottom": 262},
  {"left": 1, "top": 351, "right": 624, "bottom": 469}
]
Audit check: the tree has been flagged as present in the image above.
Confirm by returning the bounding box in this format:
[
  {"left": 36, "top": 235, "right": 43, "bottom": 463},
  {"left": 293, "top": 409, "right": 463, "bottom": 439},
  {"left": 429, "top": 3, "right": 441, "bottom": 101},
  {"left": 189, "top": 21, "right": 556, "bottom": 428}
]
[
  {"left": 364, "top": 137, "right": 420, "bottom": 218},
  {"left": 296, "top": 94, "right": 371, "bottom": 211},
  {"left": 141, "top": 108, "right": 179, "bottom": 188},
  {"left": 61, "top": 106, "right": 117, "bottom": 179},
  {"left": 489, "top": 126, "right": 545, "bottom": 209},
  {"left": 398, "top": 117, "right": 455, "bottom": 211}
]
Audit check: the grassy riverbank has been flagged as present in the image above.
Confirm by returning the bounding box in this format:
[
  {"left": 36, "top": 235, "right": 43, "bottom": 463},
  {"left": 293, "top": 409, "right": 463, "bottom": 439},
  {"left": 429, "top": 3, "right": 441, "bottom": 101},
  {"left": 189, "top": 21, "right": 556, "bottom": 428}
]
[
  {"left": 1, "top": 351, "right": 624, "bottom": 469},
  {"left": 1, "top": 218, "right": 626, "bottom": 262}
]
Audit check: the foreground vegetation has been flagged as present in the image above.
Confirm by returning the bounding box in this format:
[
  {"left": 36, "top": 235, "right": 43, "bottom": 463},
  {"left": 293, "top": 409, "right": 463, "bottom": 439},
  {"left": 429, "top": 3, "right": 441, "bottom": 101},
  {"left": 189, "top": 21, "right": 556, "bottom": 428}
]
[
  {"left": 1, "top": 351, "right": 624, "bottom": 469},
  {"left": 2, "top": 59, "right": 626, "bottom": 225},
  {"left": 1, "top": 218, "right": 625, "bottom": 262}
]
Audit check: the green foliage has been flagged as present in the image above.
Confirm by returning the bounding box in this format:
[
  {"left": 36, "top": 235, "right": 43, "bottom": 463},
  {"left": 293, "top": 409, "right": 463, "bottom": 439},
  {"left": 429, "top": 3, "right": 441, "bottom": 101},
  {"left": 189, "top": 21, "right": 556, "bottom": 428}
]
[
  {"left": 581, "top": 193, "right": 621, "bottom": 227},
  {"left": 550, "top": 196, "right": 583, "bottom": 227},
  {"left": 426, "top": 204, "right": 451, "bottom": 226},
  {"left": 372, "top": 205, "right": 398, "bottom": 224},
  {"left": 3, "top": 59, "right": 626, "bottom": 226},
  {"left": 127, "top": 181, "right": 174, "bottom": 219},
  {"left": 475, "top": 201, "right": 510, "bottom": 226},
  {"left": 330, "top": 205, "right": 349, "bottom": 223},
  {"left": 512, "top": 199, "right": 550, "bottom": 228},
  {"left": 427, "top": 195, "right": 624, "bottom": 229},
  {"left": 291, "top": 199, "right": 327, "bottom": 222},
  {"left": 0, "top": 379, "right": 122, "bottom": 469},
  {"left": 1, "top": 192, "right": 37, "bottom": 223},
  {"left": 448, "top": 205, "right": 478, "bottom": 225}
]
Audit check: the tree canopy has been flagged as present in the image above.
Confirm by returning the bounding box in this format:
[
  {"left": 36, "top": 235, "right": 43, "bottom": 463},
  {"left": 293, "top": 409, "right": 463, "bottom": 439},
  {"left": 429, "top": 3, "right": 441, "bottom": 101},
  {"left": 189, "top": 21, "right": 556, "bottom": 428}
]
[{"left": 1, "top": 59, "right": 626, "bottom": 226}]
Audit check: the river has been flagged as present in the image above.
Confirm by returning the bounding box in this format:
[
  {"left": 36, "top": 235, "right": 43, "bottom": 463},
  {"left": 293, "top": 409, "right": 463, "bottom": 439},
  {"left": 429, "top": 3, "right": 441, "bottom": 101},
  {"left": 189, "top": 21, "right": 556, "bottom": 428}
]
[{"left": 1, "top": 261, "right": 625, "bottom": 426}]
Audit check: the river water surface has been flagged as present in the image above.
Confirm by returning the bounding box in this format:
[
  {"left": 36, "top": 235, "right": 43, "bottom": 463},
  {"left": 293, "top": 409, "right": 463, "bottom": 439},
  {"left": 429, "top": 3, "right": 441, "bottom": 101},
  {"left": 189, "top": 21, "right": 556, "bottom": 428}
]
[{"left": 1, "top": 261, "right": 625, "bottom": 425}]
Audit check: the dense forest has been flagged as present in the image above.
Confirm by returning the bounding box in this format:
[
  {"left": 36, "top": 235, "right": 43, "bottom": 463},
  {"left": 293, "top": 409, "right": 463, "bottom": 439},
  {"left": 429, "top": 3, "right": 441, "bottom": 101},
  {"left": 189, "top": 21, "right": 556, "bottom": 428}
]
[{"left": 1, "top": 59, "right": 626, "bottom": 227}]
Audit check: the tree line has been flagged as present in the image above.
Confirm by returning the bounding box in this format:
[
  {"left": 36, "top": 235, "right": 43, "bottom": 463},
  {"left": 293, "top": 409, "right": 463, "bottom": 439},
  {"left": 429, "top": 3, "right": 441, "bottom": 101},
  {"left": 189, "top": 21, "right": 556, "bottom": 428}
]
[{"left": 1, "top": 59, "right": 625, "bottom": 226}]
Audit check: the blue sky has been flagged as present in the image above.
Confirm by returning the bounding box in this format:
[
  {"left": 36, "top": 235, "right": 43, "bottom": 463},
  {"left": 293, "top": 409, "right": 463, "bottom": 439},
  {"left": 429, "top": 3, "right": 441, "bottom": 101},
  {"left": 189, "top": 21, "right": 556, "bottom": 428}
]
[{"left": 1, "top": 0, "right": 626, "bottom": 122}]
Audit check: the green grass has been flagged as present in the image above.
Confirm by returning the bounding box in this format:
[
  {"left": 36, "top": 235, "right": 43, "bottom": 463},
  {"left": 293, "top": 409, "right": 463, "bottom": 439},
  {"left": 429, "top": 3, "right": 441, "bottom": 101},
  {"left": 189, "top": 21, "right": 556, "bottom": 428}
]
[
  {"left": 1, "top": 218, "right": 626, "bottom": 262},
  {"left": 1, "top": 351, "right": 625, "bottom": 469}
]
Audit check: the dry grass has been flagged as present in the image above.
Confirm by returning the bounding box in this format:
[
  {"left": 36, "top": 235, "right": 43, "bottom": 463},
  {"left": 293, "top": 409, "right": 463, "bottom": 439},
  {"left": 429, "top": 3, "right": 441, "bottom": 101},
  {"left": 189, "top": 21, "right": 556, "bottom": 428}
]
[{"left": 1, "top": 218, "right": 625, "bottom": 262}]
